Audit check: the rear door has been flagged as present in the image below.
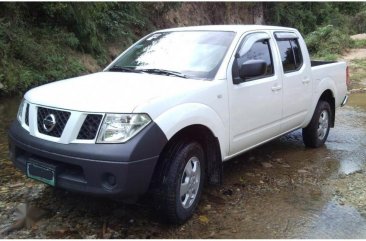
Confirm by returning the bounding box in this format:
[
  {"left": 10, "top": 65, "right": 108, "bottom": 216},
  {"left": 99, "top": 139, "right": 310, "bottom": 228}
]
[
  {"left": 228, "top": 32, "right": 283, "bottom": 155},
  {"left": 273, "top": 32, "right": 313, "bottom": 132}
]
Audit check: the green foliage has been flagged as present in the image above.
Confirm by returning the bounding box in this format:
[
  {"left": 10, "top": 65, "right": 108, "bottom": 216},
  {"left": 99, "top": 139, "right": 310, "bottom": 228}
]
[
  {"left": 353, "top": 39, "right": 366, "bottom": 48},
  {"left": 0, "top": 20, "right": 85, "bottom": 95},
  {"left": 351, "top": 11, "right": 366, "bottom": 34},
  {"left": 264, "top": 2, "right": 336, "bottom": 34},
  {"left": 265, "top": 2, "right": 366, "bottom": 35},
  {"left": 333, "top": 2, "right": 366, "bottom": 15},
  {"left": 349, "top": 58, "right": 366, "bottom": 83},
  {"left": 0, "top": 2, "right": 177, "bottom": 96},
  {"left": 305, "top": 25, "right": 353, "bottom": 60}
]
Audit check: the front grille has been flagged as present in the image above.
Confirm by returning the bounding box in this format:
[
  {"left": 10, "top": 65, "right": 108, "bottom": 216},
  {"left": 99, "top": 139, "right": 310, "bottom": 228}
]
[
  {"left": 77, "top": 114, "right": 103, "bottom": 140},
  {"left": 37, "top": 107, "right": 71, "bottom": 137},
  {"left": 25, "top": 104, "right": 30, "bottom": 126}
]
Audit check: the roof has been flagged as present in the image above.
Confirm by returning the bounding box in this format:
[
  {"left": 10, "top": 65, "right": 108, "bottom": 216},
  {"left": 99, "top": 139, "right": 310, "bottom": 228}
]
[{"left": 157, "top": 25, "right": 297, "bottom": 33}]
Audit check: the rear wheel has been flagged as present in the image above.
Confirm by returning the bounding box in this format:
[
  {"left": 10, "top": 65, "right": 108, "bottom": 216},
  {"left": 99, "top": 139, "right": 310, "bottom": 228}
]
[
  {"left": 302, "top": 100, "right": 331, "bottom": 148},
  {"left": 157, "top": 141, "right": 205, "bottom": 224}
]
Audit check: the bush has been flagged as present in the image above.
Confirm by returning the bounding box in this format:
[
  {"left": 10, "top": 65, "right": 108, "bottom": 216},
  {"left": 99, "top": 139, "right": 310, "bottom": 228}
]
[
  {"left": 351, "top": 10, "right": 366, "bottom": 34},
  {"left": 0, "top": 20, "right": 85, "bottom": 95},
  {"left": 353, "top": 39, "right": 366, "bottom": 48},
  {"left": 0, "top": 2, "right": 180, "bottom": 96},
  {"left": 305, "top": 25, "right": 353, "bottom": 59}
]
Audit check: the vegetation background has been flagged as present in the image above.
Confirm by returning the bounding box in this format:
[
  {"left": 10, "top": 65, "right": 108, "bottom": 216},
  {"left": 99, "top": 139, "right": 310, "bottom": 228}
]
[{"left": 0, "top": 2, "right": 365, "bottom": 96}]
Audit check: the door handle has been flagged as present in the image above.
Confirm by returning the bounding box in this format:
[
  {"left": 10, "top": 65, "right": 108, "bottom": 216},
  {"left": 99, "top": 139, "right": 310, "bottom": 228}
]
[
  {"left": 302, "top": 78, "right": 311, "bottom": 84},
  {"left": 271, "top": 85, "right": 282, "bottom": 91}
]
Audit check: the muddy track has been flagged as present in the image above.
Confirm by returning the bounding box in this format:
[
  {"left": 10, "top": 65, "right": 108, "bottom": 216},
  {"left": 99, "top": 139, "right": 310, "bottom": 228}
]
[{"left": 342, "top": 48, "right": 366, "bottom": 62}]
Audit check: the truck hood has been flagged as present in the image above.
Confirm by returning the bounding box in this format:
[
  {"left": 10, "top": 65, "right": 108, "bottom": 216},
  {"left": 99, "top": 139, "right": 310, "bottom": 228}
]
[{"left": 25, "top": 72, "right": 208, "bottom": 113}]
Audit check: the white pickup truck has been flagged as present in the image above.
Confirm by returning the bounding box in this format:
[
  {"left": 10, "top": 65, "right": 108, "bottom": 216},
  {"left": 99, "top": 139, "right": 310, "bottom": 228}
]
[{"left": 8, "top": 25, "right": 348, "bottom": 223}]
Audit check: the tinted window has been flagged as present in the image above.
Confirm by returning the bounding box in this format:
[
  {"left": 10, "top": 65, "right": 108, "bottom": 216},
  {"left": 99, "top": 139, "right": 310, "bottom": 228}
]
[
  {"left": 277, "top": 40, "right": 296, "bottom": 72},
  {"left": 277, "top": 39, "right": 303, "bottom": 73},
  {"left": 233, "top": 39, "right": 274, "bottom": 82},
  {"left": 290, "top": 39, "right": 303, "bottom": 69}
]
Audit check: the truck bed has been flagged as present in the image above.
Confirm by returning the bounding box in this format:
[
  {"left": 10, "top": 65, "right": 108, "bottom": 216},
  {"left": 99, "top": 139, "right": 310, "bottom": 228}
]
[
  {"left": 311, "top": 60, "right": 337, "bottom": 67},
  {"left": 311, "top": 60, "right": 348, "bottom": 108}
]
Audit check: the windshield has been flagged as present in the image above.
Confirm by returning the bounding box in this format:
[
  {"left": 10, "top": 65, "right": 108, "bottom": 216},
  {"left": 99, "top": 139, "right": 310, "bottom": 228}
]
[{"left": 108, "top": 31, "right": 236, "bottom": 80}]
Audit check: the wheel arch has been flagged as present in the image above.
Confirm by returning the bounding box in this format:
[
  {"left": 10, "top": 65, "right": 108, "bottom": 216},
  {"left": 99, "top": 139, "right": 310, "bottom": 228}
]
[
  {"left": 303, "top": 77, "right": 337, "bottom": 128},
  {"left": 318, "top": 89, "right": 335, "bottom": 127},
  {"left": 150, "top": 124, "right": 223, "bottom": 189},
  {"left": 153, "top": 103, "right": 228, "bottom": 158}
]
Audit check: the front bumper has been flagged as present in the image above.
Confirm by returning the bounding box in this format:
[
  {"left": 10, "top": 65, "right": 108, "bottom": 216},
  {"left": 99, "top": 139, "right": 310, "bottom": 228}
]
[{"left": 8, "top": 120, "right": 167, "bottom": 198}]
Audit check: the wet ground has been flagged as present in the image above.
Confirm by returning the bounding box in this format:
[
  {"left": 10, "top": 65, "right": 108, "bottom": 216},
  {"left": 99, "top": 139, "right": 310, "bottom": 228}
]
[{"left": 0, "top": 93, "right": 366, "bottom": 238}]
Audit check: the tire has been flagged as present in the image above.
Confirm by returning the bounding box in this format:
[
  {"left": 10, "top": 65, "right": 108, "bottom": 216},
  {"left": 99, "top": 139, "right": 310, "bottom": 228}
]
[
  {"left": 302, "top": 100, "right": 331, "bottom": 148},
  {"left": 157, "top": 141, "right": 205, "bottom": 224}
]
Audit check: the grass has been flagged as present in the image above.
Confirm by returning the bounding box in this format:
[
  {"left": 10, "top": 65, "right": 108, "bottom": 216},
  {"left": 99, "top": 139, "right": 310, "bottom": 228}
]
[
  {"left": 348, "top": 58, "right": 366, "bottom": 88},
  {"left": 352, "top": 39, "right": 366, "bottom": 48},
  {"left": 311, "top": 53, "right": 339, "bottom": 61}
]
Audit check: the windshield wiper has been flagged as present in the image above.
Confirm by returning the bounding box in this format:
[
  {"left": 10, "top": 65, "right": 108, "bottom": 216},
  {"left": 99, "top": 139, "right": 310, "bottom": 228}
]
[
  {"left": 108, "top": 66, "right": 143, "bottom": 73},
  {"left": 139, "top": 68, "right": 188, "bottom": 79}
]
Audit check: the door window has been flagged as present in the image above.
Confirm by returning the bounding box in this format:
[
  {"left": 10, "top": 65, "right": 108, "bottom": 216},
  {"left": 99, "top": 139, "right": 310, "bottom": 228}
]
[
  {"left": 276, "top": 38, "right": 303, "bottom": 73},
  {"left": 232, "top": 38, "right": 274, "bottom": 83}
]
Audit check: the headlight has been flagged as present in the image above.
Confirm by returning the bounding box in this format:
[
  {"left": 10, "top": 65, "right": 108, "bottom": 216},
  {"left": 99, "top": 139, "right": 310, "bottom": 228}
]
[
  {"left": 97, "top": 114, "right": 151, "bottom": 143},
  {"left": 17, "top": 99, "right": 25, "bottom": 123}
]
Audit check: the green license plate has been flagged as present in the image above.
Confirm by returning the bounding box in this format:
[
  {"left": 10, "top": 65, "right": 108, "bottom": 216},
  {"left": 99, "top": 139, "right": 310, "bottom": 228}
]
[{"left": 26, "top": 160, "right": 56, "bottom": 186}]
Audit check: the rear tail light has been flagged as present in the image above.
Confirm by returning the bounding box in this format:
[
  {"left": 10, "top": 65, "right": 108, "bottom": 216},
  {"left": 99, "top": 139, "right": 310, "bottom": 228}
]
[{"left": 346, "top": 65, "right": 351, "bottom": 87}]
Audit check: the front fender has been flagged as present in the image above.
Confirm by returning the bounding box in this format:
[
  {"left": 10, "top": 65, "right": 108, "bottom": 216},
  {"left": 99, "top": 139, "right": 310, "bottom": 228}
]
[{"left": 154, "top": 103, "right": 228, "bottom": 159}]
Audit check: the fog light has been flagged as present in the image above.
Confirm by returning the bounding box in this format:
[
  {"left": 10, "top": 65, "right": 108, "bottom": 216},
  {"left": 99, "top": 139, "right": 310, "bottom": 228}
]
[{"left": 102, "top": 173, "right": 117, "bottom": 190}]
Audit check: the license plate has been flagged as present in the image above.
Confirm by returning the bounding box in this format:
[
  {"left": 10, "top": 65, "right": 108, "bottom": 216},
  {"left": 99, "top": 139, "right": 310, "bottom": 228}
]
[{"left": 26, "top": 159, "right": 56, "bottom": 186}]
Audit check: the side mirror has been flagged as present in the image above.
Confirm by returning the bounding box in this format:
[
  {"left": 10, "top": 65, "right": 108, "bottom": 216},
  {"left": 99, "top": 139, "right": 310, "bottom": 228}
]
[{"left": 239, "top": 59, "right": 267, "bottom": 81}]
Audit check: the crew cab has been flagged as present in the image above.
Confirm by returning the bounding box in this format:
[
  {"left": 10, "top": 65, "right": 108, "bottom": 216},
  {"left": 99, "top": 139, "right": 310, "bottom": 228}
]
[{"left": 8, "top": 25, "right": 348, "bottom": 223}]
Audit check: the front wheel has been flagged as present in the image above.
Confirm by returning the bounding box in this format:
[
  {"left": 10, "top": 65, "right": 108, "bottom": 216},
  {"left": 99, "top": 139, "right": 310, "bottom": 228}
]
[
  {"left": 302, "top": 100, "right": 331, "bottom": 148},
  {"left": 157, "top": 141, "right": 205, "bottom": 224}
]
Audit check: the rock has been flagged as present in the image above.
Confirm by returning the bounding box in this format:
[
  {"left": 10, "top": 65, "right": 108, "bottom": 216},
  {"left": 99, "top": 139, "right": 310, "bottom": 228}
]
[
  {"left": 222, "top": 189, "right": 233, "bottom": 196},
  {"left": 261, "top": 162, "right": 273, "bottom": 168},
  {"left": 203, "top": 204, "right": 211, "bottom": 211},
  {"left": 85, "top": 234, "right": 97, "bottom": 239},
  {"left": 198, "top": 215, "right": 209, "bottom": 224},
  {"left": 274, "top": 158, "right": 283, "bottom": 163},
  {"left": 9, "top": 183, "right": 24, "bottom": 188}
]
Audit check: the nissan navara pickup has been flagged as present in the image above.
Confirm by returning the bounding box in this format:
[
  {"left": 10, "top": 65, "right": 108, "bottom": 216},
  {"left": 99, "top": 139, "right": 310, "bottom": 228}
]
[{"left": 8, "top": 25, "right": 349, "bottom": 223}]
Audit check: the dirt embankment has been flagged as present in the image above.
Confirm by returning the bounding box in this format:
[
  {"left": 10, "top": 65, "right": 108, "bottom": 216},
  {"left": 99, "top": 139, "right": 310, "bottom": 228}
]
[
  {"left": 161, "top": 2, "right": 263, "bottom": 27},
  {"left": 340, "top": 34, "right": 366, "bottom": 92}
]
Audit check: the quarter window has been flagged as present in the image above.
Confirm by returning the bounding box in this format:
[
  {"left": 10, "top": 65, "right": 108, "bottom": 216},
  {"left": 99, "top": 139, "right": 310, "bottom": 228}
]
[
  {"left": 276, "top": 39, "right": 303, "bottom": 73},
  {"left": 232, "top": 39, "right": 274, "bottom": 82}
]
